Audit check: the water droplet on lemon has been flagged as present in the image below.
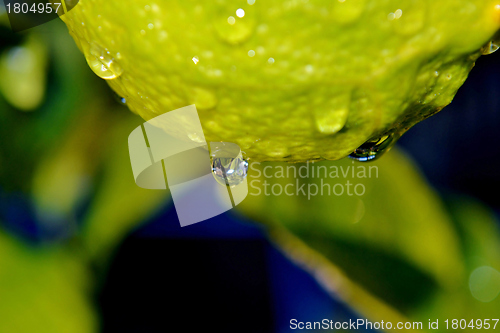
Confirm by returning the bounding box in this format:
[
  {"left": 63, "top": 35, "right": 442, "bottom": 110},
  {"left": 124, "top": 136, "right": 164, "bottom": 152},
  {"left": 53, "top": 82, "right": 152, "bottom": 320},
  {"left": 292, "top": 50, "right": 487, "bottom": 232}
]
[
  {"left": 348, "top": 133, "right": 400, "bottom": 162},
  {"left": 314, "top": 92, "right": 350, "bottom": 135},
  {"left": 481, "top": 39, "right": 500, "bottom": 55},
  {"left": 210, "top": 142, "right": 248, "bottom": 186},
  {"left": 84, "top": 43, "right": 123, "bottom": 79}
]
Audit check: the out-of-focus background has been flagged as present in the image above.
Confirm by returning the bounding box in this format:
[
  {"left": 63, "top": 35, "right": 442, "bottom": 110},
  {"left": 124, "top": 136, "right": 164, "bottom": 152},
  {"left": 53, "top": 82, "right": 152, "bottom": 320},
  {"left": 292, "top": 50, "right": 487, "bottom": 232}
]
[{"left": 1, "top": 12, "right": 500, "bottom": 333}]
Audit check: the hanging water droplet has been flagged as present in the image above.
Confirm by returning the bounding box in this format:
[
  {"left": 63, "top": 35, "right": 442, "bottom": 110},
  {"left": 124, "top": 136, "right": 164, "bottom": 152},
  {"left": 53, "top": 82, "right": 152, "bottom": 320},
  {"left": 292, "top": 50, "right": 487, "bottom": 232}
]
[
  {"left": 348, "top": 133, "right": 399, "bottom": 162},
  {"left": 84, "top": 43, "right": 123, "bottom": 80},
  {"left": 112, "top": 91, "right": 127, "bottom": 105},
  {"left": 481, "top": 40, "right": 500, "bottom": 55},
  {"left": 314, "top": 91, "right": 350, "bottom": 135},
  {"left": 210, "top": 142, "right": 248, "bottom": 186}
]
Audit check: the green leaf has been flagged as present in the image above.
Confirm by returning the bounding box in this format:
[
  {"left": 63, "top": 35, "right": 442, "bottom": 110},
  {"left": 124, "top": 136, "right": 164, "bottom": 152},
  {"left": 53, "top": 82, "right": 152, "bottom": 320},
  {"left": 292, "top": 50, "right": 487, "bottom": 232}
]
[
  {"left": 0, "top": 231, "right": 97, "bottom": 333},
  {"left": 413, "top": 196, "right": 500, "bottom": 326},
  {"left": 237, "top": 149, "right": 465, "bottom": 325},
  {"left": 81, "top": 114, "right": 170, "bottom": 267}
]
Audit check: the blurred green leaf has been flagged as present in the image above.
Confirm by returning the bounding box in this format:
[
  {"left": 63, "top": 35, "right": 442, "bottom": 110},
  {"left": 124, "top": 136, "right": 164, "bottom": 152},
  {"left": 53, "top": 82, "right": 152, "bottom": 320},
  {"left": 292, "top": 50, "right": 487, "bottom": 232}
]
[
  {"left": 0, "top": 33, "right": 48, "bottom": 111},
  {"left": 0, "top": 19, "right": 104, "bottom": 193},
  {"left": 0, "top": 231, "right": 97, "bottom": 333},
  {"left": 0, "top": 16, "right": 176, "bottom": 333},
  {"left": 0, "top": 19, "right": 170, "bottom": 332},
  {"left": 31, "top": 99, "right": 114, "bottom": 232},
  {"left": 413, "top": 196, "right": 500, "bottom": 326},
  {"left": 30, "top": 93, "right": 170, "bottom": 267},
  {"left": 236, "top": 149, "right": 475, "bottom": 329},
  {"left": 80, "top": 113, "right": 170, "bottom": 267}
]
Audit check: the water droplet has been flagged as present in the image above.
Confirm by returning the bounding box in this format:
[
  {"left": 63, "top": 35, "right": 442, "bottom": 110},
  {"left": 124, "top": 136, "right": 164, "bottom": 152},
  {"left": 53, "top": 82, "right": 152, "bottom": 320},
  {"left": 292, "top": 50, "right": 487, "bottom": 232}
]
[
  {"left": 210, "top": 142, "right": 248, "bottom": 187},
  {"left": 112, "top": 91, "right": 127, "bottom": 105},
  {"left": 248, "top": 49, "right": 255, "bottom": 57},
  {"left": 248, "top": 0, "right": 255, "bottom": 4},
  {"left": 188, "top": 133, "right": 204, "bottom": 143},
  {"left": 227, "top": 16, "right": 236, "bottom": 25},
  {"left": 348, "top": 133, "right": 399, "bottom": 162},
  {"left": 192, "top": 56, "right": 199, "bottom": 64},
  {"left": 84, "top": 43, "right": 123, "bottom": 80},
  {"left": 268, "top": 57, "right": 275, "bottom": 64},
  {"left": 314, "top": 92, "right": 350, "bottom": 135},
  {"left": 236, "top": 8, "right": 245, "bottom": 18},
  {"left": 481, "top": 40, "right": 500, "bottom": 55}
]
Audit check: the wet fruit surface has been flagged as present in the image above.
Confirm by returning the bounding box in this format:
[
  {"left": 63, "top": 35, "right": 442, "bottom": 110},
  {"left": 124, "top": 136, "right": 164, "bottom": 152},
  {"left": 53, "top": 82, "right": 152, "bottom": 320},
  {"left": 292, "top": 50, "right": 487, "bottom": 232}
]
[{"left": 61, "top": 0, "right": 500, "bottom": 162}]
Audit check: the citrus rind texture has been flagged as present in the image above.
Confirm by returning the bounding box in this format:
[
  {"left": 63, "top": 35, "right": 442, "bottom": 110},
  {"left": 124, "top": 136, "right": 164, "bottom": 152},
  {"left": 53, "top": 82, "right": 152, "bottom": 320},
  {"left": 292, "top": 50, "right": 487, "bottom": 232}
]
[{"left": 61, "top": 0, "right": 500, "bottom": 161}]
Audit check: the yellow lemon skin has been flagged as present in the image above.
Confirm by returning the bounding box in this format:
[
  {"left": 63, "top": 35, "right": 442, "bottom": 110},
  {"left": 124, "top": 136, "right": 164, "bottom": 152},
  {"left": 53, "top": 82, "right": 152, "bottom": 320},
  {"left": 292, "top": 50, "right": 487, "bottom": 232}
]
[{"left": 61, "top": 0, "right": 500, "bottom": 162}]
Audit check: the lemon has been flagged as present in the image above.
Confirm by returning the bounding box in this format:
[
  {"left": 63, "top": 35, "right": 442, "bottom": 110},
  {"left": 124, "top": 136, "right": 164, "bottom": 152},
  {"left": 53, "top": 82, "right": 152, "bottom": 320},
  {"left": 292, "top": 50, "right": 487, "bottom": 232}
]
[{"left": 61, "top": 0, "right": 500, "bottom": 162}]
